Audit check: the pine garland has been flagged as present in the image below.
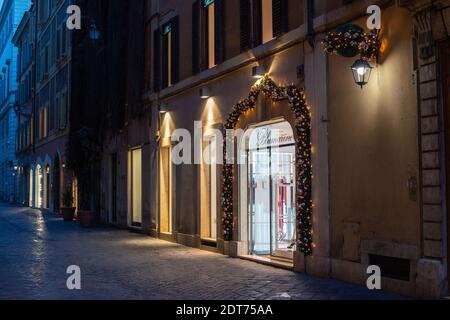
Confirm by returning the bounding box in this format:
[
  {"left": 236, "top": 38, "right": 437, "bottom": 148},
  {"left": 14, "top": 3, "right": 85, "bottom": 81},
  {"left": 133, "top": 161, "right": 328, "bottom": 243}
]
[
  {"left": 222, "top": 76, "right": 314, "bottom": 256},
  {"left": 323, "top": 29, "right": 381, "bottom": 60}
]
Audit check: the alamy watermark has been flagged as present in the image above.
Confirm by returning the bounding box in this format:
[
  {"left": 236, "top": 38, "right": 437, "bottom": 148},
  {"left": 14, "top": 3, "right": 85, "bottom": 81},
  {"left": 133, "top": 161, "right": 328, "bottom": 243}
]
[{"left": 66, "top": 265, "right": 81, "bottom": 290}]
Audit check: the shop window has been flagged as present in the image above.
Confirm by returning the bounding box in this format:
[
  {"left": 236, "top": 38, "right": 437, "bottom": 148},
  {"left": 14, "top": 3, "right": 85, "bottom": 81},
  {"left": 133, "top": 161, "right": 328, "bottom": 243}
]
[
  {"left": 129, "top": 148, "right": 143, "bottom": 227},
  {"left": 160, "top": 146, "right": 172, "bottom": 234},
  {"left": 201, "top": 132, "right": 218, "bottom": 240},
  {"left": 110, "top": 153, "right": 118, "bottom": 224},
  {"left": 29, "top": 168, "right": 34, "bottom": 207}
]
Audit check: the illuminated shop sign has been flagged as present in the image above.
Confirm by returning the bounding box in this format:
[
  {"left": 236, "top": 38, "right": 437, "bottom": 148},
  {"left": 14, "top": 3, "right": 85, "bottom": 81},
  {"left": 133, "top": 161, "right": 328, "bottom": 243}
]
[{"left": 248, "top": 121, "right": 295, "bottom": 150}]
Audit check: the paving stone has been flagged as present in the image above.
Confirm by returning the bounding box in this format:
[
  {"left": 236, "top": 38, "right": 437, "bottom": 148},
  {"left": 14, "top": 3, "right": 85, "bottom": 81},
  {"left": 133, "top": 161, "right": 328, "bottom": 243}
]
[{"left": 0, "top": 203, "right": 406, "bottom": 300}]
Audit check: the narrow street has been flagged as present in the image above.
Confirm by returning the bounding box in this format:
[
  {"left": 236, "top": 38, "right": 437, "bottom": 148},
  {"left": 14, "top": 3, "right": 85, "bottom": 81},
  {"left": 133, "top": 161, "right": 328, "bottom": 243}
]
[{"left": 0, "top": 203, "right": 405, "bottom": 300}]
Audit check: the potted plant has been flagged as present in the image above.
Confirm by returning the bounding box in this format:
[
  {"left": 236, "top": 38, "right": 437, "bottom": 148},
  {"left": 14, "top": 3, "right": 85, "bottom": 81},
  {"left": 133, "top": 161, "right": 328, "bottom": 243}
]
[
  {"left": 61, "top": 188, "right": 76, "bottom": 221},
  {"left": 67, "top": 127, "right": 101, "bottom": 228}
]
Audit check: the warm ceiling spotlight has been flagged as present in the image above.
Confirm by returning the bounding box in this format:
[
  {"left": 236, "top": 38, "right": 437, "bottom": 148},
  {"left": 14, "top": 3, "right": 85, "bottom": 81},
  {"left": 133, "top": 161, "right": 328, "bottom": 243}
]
[{"left": 351, "top": 59, "right": 373, "bottom": 89}]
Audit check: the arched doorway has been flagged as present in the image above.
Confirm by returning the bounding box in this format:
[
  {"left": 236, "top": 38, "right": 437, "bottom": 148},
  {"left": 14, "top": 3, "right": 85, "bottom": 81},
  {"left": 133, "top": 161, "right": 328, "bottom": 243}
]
[
  {"left": 240, "top": 120, "right": 296, "bottom": 260},
  {"left": 222, "top": 76, "right": 313, "bottom": 256},
  {"left": 53, "top": 156, "right": 61, "bottom": 213}
]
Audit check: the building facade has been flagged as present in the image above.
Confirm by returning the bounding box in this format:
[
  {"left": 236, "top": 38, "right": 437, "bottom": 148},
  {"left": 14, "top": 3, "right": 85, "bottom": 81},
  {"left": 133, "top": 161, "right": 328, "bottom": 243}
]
[
  {"left": 0, "top": 0, "right": 31, "bottom": 202},
  {"left": 13, "top": 0, "right": 73, "bottom": 211},
  {"left": 7, "top": 0, "right": 449, "bottom": 299},
  {"left": 13, "top": 7, "right": 34, "bottom": 206},
  {"left": 93, "top": 0, "right": 450, "bottom": 299}
]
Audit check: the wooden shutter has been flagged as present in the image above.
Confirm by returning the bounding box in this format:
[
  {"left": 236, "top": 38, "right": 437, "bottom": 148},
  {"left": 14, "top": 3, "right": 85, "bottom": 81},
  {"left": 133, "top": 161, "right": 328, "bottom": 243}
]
[
  {"left": 240, "top": 0, "right": 251, "bottom": 51},
  {"left": 161, "top": 27, "right": 169, "bottom": 88},
  {"left": 214, "top": 0, "right": 225, "bottom": 65},
  {"left": 252, "top": 0, "right": 262, "bottom": 47},
  {"left": 192, "top": 1, "right": 200, "bottom": 74},
  {"left": 272, "top": 0, "right": 288, "bottom": 37},
  {"left": 171, "top": 16, "right": 180, "bottom": 84},
  {"left": 153, "top": 28, "right": 161, "bottom": 92},
  {"left": 201, "top": 3, "right": 208, "bottom": 71}
]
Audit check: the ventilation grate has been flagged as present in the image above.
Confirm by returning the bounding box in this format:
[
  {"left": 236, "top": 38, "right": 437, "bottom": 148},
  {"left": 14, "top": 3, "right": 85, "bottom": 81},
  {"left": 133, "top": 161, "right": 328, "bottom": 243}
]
[{"left": 369, "top": 254, "right": 411, "bottom": 281}]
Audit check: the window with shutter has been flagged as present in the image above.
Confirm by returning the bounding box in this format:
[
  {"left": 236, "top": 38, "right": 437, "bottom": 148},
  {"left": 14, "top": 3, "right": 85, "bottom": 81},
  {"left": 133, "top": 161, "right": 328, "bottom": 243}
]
[
  {"left": 162, "top": 26, "right": 169, "bottom": 88},
  {"left": 214, "top": 0, "right": 225, "bottom": 65},
  {"left": 240, "top": 0, "right": 251, "bottom": 51},
  {"left": 161, "top": 17, "right": 180, "bottom": 89},
  {"left": 192, "top": 1, "right": 200, "bottom": 74},
  {"left": 170, "top": 16, "right": 180, "bottom": 85},
  {"left": 153, "top": 28, "right": 161, "bottom": 92},
  {"left": 252, "top": 0, "right": 262, "bottom": 47},
  {"left": 272, "top": 0, "right": 288, "bottom": 37}
]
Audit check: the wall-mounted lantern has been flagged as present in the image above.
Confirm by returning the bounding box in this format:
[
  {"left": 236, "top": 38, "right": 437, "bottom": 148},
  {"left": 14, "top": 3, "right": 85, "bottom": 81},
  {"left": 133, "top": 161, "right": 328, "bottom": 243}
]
[{"left": 351, "top": 59, "right": 373, "bottom": 89}]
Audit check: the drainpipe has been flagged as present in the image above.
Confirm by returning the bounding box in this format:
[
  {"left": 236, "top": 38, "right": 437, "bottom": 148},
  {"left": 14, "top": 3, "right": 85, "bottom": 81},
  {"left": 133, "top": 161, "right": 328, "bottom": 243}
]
[{"left": 307, "top": 0, "right": 315, "bottom": 49}]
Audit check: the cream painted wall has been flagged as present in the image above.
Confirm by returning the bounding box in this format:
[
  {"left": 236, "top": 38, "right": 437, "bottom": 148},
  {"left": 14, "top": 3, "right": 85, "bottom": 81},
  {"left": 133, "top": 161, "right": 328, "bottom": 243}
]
[
  {"left": 328, "top": 6, "right": 420, "bottom": 258},
  {"left": 160, "top": 43, "right": 303, "bottom": 237}
]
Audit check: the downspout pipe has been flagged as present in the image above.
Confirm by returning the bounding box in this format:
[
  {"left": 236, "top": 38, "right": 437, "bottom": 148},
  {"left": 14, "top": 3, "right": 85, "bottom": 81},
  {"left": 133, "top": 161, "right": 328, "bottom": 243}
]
[{"left": 307, "top": 0, "right": 315, "bottom": 48}]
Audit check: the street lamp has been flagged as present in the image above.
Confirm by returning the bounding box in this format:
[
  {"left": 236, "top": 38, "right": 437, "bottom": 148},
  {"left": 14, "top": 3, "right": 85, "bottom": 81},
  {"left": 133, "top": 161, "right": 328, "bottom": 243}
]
[
  {"left": 351, "top": 59, "right": 373, "bottom": 89},
  {"left": 88, "top": 20, "right": 101, "bottom": 40}
]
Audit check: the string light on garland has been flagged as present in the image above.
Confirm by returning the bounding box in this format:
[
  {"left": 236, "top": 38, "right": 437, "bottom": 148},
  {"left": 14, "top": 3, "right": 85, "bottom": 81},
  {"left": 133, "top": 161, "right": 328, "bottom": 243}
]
[
  {"left": 222, "top": 76, "right": 314, "bottom": 256},
  {"left": 322, "top": 28, "right": 381, "bottom": 61}
]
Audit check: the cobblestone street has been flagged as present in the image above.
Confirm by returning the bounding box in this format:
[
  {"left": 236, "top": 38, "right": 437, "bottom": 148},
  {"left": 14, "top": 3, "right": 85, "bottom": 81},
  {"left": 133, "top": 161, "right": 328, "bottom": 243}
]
[{"left": 0, "top": 203, "right": 406, "bottom": 300}]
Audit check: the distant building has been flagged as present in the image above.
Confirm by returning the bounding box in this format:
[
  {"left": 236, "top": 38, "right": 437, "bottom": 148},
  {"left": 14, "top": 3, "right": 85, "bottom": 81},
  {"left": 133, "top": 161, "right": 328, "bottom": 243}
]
[
  {"left": 12, "top": 7, "right": 34, "bottom": 205},
  {"left": 0, "top": 0, "right": 31, "bottom": 202},
  {"left": 13, "top": 0, "right": 73, "bottom": 211}
]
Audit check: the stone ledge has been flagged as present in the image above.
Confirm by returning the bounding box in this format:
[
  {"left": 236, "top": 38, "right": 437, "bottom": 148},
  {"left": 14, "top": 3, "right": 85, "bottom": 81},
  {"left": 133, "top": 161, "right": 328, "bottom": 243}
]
[{"left": 361, "top": 240, "right": 419, "bottom": 260}]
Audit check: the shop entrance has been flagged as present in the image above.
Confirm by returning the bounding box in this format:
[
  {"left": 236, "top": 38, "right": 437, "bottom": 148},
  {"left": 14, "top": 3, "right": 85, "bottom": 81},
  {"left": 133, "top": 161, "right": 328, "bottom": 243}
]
[{"left": 243, "top": 120, "right": 296, "bottom": 261}]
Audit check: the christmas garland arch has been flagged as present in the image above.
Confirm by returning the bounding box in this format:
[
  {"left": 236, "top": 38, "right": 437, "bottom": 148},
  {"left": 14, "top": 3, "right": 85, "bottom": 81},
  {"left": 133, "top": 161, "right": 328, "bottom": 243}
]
[{"left": 222, "top": 76, "right": 314, "bottom": 256}]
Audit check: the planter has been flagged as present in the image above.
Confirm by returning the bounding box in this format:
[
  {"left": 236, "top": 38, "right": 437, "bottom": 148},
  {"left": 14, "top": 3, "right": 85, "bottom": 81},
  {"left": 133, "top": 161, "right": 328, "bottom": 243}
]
[
  {"left": 78, "top": 210, "right": 99, "bottom": 228},
  {"left": 61, "top": 207, "right": 76, "bottom": 221}
]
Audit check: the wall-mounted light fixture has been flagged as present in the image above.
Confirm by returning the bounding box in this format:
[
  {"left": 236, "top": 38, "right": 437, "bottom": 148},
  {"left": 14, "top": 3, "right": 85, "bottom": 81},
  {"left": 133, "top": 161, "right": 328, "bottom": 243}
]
[
  {"left": 89, "top": 20, "right": 101, "bottom": 41},
  {"left": 158, "top": 105, "right": 168, "bottom": 125},
  {"left": 252, "top": 65, "right": 266, "bottom": 79},
  {"left": 200, "top": 87, "right": 212, "bottom": 99},
  {"left": 351, "top": 59, "right": 373, "bottom": 89},
  {"left": 157, "top": 104, "right": 168, "bottom": 141}
]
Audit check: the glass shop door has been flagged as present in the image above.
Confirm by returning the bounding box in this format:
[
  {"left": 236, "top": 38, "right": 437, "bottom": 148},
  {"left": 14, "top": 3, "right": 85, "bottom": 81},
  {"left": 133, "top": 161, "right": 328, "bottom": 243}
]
[{"left": 248, "top": 145, "right": 296, "bottom": 260}]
